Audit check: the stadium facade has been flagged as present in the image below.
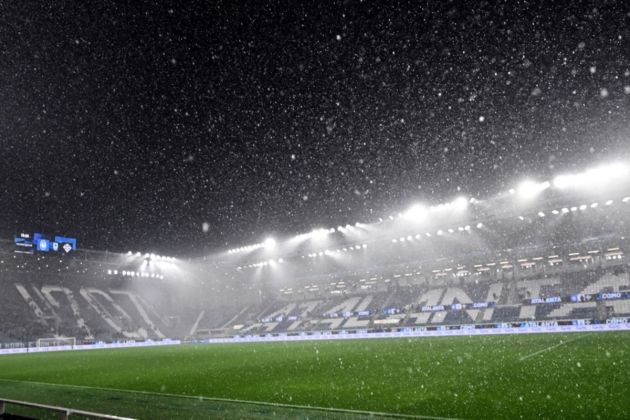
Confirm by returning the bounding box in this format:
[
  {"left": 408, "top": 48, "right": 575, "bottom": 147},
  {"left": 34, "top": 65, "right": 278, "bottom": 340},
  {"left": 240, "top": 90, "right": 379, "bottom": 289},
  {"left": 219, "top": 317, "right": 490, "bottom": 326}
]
[{"left": 1, "top": 163, "right": 630, "bottom": 348}]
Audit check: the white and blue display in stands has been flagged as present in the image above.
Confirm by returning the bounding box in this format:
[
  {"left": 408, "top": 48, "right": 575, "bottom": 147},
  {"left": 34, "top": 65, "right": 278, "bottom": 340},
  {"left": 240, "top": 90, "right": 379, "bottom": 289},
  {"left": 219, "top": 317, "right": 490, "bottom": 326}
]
[{"left": 14, "top": 232, "right": 77, "bottom": 255}]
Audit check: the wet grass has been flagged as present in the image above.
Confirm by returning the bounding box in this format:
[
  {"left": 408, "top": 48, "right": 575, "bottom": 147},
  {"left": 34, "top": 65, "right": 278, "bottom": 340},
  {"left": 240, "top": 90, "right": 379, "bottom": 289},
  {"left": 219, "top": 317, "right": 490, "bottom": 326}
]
[{"left": 0, "top": 332, "right": 628, "bottom": 419}]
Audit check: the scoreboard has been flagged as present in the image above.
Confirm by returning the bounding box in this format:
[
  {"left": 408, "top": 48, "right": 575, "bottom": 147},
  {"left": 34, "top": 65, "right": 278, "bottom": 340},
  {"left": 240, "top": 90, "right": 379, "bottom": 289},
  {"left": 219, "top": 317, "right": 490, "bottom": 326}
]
[{"left": 14, "top": 232, "right": 77, "bottom": 255}]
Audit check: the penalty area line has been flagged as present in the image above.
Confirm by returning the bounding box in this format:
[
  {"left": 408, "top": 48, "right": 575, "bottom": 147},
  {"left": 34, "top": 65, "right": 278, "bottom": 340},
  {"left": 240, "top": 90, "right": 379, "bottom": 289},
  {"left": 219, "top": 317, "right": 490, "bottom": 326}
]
[
  {"left": 0, "top": 377, "right": 460, "bottom": 420},
  {"left": 519, "top": 334, "right": 587, "bottom": 362}
]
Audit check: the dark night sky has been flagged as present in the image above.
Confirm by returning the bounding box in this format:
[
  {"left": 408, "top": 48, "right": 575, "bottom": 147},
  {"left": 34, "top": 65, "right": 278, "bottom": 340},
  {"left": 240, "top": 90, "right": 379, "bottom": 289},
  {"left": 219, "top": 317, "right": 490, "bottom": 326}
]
[{"left": 0, "top": 1, "right": 629, "bottom": 255}]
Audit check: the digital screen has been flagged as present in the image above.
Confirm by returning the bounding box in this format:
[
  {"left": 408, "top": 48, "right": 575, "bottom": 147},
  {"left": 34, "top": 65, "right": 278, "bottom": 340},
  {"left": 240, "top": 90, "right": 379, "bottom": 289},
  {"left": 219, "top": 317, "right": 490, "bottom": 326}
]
[
  {"left": 15, "top": 232, "right": 77, "bottom": 254},
  {"left": 14, "top": 233, "right": 34, "bottom": 254}
]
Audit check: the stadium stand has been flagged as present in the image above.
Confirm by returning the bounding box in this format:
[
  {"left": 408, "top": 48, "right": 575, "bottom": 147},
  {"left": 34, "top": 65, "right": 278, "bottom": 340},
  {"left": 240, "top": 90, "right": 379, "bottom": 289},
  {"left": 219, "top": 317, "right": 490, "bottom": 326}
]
[{"left": 2, "top": 188, "right": 630, "bottom": 345}]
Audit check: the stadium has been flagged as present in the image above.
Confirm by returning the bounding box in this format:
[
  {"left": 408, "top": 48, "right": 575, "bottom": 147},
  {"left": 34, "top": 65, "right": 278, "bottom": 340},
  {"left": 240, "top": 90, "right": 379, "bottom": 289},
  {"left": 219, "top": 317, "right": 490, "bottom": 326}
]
[
  {"left": 1, "top": 161, "right": 630, "bottom": 418},
  {"left": 3, "top": 1, "right": 630, "bottom": 419}
]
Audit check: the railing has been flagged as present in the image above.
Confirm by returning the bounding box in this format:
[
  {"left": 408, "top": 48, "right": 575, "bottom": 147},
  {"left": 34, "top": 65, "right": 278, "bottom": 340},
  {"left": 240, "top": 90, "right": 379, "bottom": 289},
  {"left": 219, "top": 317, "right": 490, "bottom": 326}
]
[{"left": 0, "top": 398, "right": 136, "bottom": 419}]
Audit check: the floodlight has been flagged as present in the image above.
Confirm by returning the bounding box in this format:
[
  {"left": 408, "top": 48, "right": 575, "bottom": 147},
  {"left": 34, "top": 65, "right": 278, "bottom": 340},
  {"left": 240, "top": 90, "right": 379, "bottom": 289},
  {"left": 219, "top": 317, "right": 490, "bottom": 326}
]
[
  {"left": 590, "top": 202, "right": 598, "bottom": 208},
  {"left": 538, "top": 211, "right": 545, "bottom": 217},
  {"left": 404, "top": 204, "right": 427, "bottom": 221},
  {"left": 362, "top": 244, "right": 367, "bottom": 249},
  {"left": 476, "top": 222, "right": 483, "bottom": 229},
  {"left": 623, "top": 197, "right": 630, "bottom": 203},
  {"left": 452, "top": 196, "right": 468, "bottom": 210},
  {"left": 263, "top": 237, "right": 276, "bottom": 249},
  {"left": 311, "top": 229, "right": 329, "bottom": 239},
  {"left": 579, "top": 204, "right": 587, "bottom": 210},
  {"left": 553, "top": 162, "right": 629, "bottom": 190},
  {"left": 516, "top": 180, "right": 550, "bottom": 200},
  {"left": 605, "top": 200, "right": 613, "bottom": 205}
]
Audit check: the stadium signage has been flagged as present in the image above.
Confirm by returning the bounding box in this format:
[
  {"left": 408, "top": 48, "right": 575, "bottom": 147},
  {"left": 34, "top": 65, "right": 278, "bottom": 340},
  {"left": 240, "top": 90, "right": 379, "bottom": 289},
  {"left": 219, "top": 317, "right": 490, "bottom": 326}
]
[
  {"left": 530, "top": 296, "right": 562, "bottom": 304},
  {"left": 13, "top": 232, "right": 77, "bottom": 255},
  {"left": 599, "top": 292, "right": 622, "bottom": 300}
]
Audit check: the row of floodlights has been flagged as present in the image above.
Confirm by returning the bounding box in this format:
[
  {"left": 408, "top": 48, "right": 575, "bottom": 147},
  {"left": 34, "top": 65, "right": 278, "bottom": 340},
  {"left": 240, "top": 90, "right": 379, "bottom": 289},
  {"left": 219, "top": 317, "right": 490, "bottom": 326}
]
[
  {"left": 532, "top": 197, "right": 630, "bottom": 218},
  {"left": 226, "top": 162, "right": 630, "bottom": 255},
  {"left": 237, "top": 258, "right": 284, "bottom": 270},
  {"left": 229, "top": 227, "right": 346, "bottom": 255},
  {"left": 233, "top": 196, "right": 630, "bottom": 270},
  {"left": 305, "top": 244, "right": 368, "bottom": 258},
  {"left": 228, "top": 237, "right": 277, "bottom": 254},
  {"left": 107, "top": 269, "right": 165, "bottom": 279},
  {"left": 126, "top": 251, "right": 176, "bottom": 262},
  {"left": 392, "top": 224, "right": 478, "bottom": 243},
  {"left": 510, "top": 162, "right": 629, "bottom": 199}
]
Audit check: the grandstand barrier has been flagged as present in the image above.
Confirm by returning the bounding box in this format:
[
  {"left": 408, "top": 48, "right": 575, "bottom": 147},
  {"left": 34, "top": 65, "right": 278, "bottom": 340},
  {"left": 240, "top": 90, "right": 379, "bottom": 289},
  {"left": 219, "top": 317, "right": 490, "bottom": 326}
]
[
  {"left": 0, "top": 338, "right": 180, "bottom": 356},
  {"left": 0, "top": 397, "right": 135, "bottom": 419},
  {"left": 0, "top": 321, "right": 628, "bottom": 355},
  {"left": 201, "top": 319, "right": 630, "bottom": 344}
]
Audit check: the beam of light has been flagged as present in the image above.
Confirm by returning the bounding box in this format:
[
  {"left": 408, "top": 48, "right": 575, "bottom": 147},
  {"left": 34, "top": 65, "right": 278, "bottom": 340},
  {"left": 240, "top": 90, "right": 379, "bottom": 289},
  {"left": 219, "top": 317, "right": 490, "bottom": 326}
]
[
  {"left": 310, "top": 228, "right": 330, "bottom": 240},
  {"left": 404, "top": 204, "right": 428, "bottom": 221},
  {"left": 263, "top": 237, "right": 276, "bottom": 249},
  {"left": 516, "top": 180, "right": 551, "bottom": 200},
  {"left": 553, "top": 162, "right": 629, "bottom": 190}
]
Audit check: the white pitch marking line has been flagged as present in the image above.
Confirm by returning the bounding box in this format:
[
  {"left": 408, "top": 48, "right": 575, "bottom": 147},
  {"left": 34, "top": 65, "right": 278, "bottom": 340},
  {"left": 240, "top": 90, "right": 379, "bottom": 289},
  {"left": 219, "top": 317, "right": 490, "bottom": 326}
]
[
  {"left": 0, "top": 378, "right": 461, "bottom": 420},
  {"left": 519, "top": 334, "right": 586, "bottom": 362}
]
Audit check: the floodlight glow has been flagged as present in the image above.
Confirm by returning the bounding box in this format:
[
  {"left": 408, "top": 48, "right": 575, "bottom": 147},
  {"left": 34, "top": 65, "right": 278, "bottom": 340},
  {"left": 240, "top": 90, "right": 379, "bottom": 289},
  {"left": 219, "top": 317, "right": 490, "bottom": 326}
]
[
  {"left": 590, "top": 202, "right": 598, "bottom": 208},
  {"left": 263, "top": 237, "right": 276, "bottom": 249},
  {"left": 452, "top": 196, "right": 468, "bottom": 210},
  {"left": 553, "top": 162, "right": 629, "bottom": 190},
  {"left": 392, "top": 239, "right": 397, "bottom": 243},
  {"left": 561, "top": 207, "right": 569, "bottom": 213},
  {"left": 516, "top": 180, "right": 550, "bottom": 199},
  {"left": 404, "top": 204, "right": 427, "bottom": 221},
  {"left": 606, "top": 200, "right": 613, "bottom": 205},
  {"left": 623, "top": 197, "right": 630, "bottom": 203},
  {"left": 310, "top": 229, "right": 329, "bottom": 240},
  {"left": 362, "top": 244, "right": 367, "bottom": 249},
  {"left": 551, "top": 209, "right": 559, "bottom": 215},
  {"left": 476, "top": 222, "right": 483, "bottom": 229},
  {"left": 579, "top": 204, "right": 587, "bottom": 211},
  {"left": 538, "top": 211, "right": 545, "bottom": 217}
]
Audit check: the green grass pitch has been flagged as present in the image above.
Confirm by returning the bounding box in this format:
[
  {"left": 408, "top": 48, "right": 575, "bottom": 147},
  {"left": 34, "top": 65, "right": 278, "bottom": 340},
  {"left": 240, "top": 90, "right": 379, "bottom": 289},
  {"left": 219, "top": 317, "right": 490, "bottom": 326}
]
[{"left": 0, "top": 332, "right": 628, "bottom": 419}]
